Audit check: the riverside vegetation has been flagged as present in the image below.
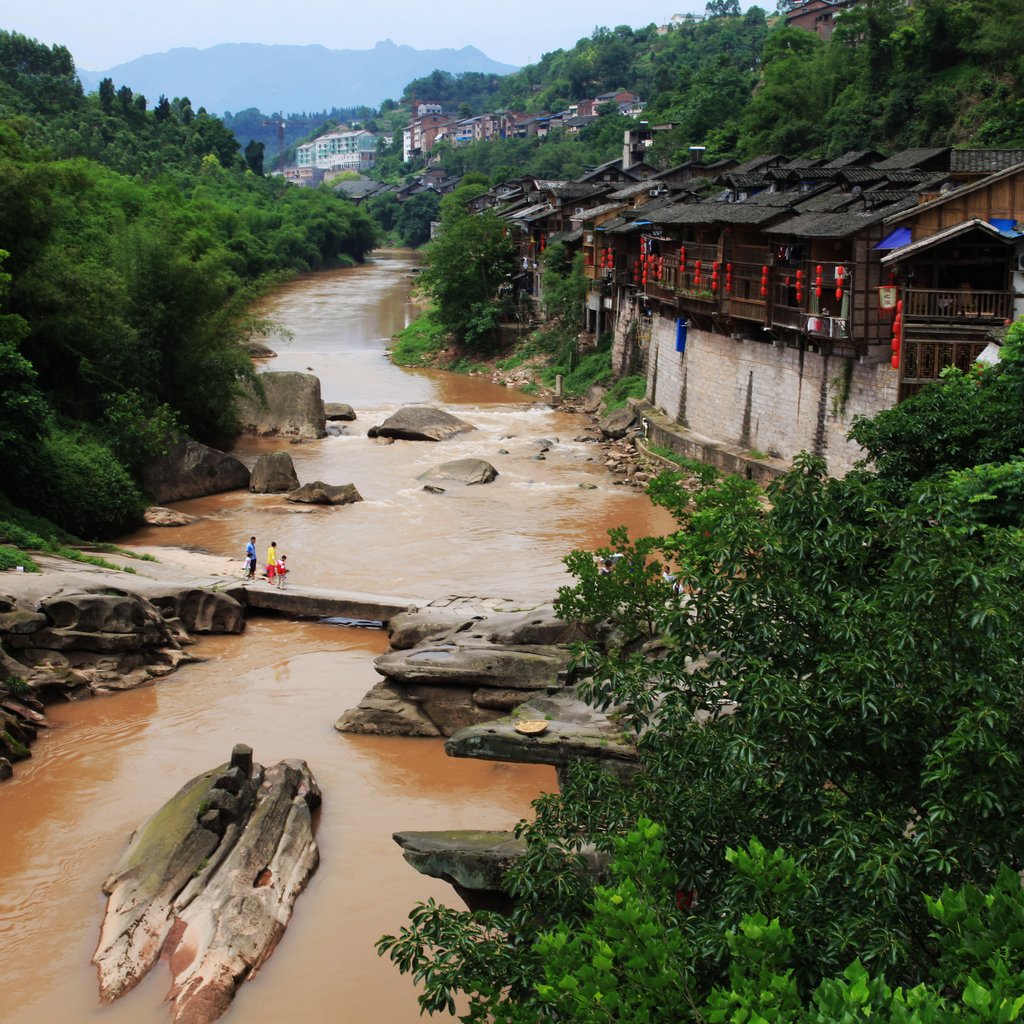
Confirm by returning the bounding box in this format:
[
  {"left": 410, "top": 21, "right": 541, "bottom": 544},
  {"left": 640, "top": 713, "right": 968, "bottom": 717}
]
[
  {"left": 378, "top": 324, "right": 1024, "bottom": 1020},
  {"left": 0, "top": 30, "right": 376, "bottom": 550}
]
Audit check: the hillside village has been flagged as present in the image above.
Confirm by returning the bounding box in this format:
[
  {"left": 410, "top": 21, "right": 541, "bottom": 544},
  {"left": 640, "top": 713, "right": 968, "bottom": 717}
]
[
  {"left": 471, "top": 139, "right": 1024, "bottom": 476},
  {"left": 268, "top": 0, "right": 1024, "bottom": 480}
]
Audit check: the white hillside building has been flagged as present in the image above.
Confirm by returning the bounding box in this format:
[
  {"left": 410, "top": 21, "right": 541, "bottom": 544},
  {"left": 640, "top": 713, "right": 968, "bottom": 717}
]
[{"left": 296, "top": 129, "right": 377, "bottom": 172}]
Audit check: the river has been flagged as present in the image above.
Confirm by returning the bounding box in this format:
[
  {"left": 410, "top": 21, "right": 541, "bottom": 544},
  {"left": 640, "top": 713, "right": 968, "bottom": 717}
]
[{"left": 0, "top": 250, "right": 677, "bottom": 1024}]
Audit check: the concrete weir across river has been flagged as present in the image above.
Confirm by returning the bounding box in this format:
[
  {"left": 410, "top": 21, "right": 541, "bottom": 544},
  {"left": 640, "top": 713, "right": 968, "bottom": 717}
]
[{"left": 0, "top": 250, "right": 676, "bottom": 1024}]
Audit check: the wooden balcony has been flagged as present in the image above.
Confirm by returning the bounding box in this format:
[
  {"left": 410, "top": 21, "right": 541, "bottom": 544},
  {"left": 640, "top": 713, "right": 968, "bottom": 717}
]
[{"left": 902, "top": 288, "right": 1012, "bottom": 323}]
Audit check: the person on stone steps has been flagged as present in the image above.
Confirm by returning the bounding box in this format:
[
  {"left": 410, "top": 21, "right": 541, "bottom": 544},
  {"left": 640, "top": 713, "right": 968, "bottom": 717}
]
[
  {"left": 266, "top": 541, "right": 278, "bottom": 585},
  {"left": 244, "top": 536, "right": 257, "bottom": 580}
]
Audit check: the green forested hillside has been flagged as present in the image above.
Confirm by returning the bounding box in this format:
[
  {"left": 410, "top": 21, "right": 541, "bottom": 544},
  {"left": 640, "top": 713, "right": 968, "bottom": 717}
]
[
  {"left": 391, "top": 0, "right": 1024, "bottom": 184},
  {"left": 0, "top": 31, "right": 377, "bottom": 540}
]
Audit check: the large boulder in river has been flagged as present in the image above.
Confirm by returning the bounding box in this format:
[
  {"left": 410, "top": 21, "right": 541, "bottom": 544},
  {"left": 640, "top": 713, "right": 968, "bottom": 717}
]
[
  {"left": 140, "top": 439, "right": 250, "bottom": 504},
  {"left": 250, "top": 451, "right": 300, "bottom": 493},
  {"left": 418, "top": 459, "right": 498, "bottom": 486},
  {"left": 236, "top": 371, "right": 327, "bottom": 439},
  {"left": 372, "top": 405, "right": 476, "bottom": 441},
  {"left": 93, "top": 745, "right": 320, "bottom": 1024},
  {"left": 599, "top": 405, "right": 640, "bottom": 440},
  {"left": 324, "top": 402, "right": 356, "bottom": 421},
  {"left": 286, "top": 481, "right": 362, "bottom": 505},
  {"left": 144, "top": 507, "right": 199, "bottom": 527}
]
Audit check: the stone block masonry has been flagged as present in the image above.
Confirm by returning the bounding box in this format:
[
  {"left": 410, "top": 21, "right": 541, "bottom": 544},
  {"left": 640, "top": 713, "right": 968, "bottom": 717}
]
[{"left": 645, "top": 320, "right": 899, "bottom": 477}]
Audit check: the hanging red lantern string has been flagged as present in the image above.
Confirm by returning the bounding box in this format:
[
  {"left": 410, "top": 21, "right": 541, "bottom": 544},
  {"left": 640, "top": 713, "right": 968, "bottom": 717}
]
[
  {"left": 835, "top": 265, "right": 845, "bottom": 302},
  {"left": 711, "top": 260, "right": 720, "bottom": 292},
  {"left": 891, "top": 295, "right": 903, "bottom": 369},
  {"left": 725, "top": 262, "right": 733, "bottom": 294},
  {"left": 760, "top": 264, "right": 769, "bottom": 299},
  {"left": 694, "top": 259, "right": 702, "bottom": 287}
]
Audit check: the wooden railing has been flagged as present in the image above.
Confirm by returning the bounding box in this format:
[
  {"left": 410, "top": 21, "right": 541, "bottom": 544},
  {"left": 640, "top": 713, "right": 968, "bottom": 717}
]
[{"left": 902, "top": 288, "right": 1012, "bottom": 322}]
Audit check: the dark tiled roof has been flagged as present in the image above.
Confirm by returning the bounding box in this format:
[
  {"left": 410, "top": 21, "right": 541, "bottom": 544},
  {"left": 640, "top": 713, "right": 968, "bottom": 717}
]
[
  {"left": 644, "top": 200, "right": 788, "bottom": 227},
  {"left": 608, "top": 180, "right": 664, "bottom": 199},
  {"left": 949, "top": 150, "right": 1024, "bottom": 175},
  {"left": 840, "top": 167, "right": 889, "bottom": 183},
  {"left": 727, "top": 173, "right": 771, "bottom": 188},
  {"left": 507, "top": 202, "right": 554, "bottom": 222},
  {"left": 546, "top": 182, "right": 611, "bottom": 200},
  {"left": 823, "top": 149, "right": 881, "bottom": 168},
  {"left": 730, "top": 154, "right": 783, "bottom": 174},
  {"left": 799, "top": 167, "right": 844, "bottom": 180},
  {"left": 791, "top": 192, "right": 857, "bottom": 212},
  {"left": 872, "top": 147, "right": 949, "bottom": 170},
  {"left": 575, "top": 201, "right": 628, "bottom": 221},
  {"left": 548, "top": 227, "right": 583, "bottom": 244},
  {"left": 769, "top": 197, "right": 917, "bottom": 237},
  {"left": 860, "top": 190, "right": 918, "bottom": 205},
  {"left": 881, "top": 169, "right": 942, "bottom": 184}
]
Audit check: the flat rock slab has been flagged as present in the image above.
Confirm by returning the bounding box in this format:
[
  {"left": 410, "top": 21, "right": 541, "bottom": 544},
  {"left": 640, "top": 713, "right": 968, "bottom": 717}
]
[
  {"left": 445, "top": 690, "right": 638, "bottom": 775},
  {"left": 374, "top": 640, "right": 570, "bottom": 690},
  {"left": 386, "top": 605, "right": 582, "bottom": 650},
  {"left": 393, "top": 830, "right": 526, "bottom": 893},
  {"left": 93, "top": 748, "right": 320, "bottom": 1024}
]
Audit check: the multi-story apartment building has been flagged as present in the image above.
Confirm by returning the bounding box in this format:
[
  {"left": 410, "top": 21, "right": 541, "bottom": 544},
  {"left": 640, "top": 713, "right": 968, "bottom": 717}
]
[{"left": 296, "top": 130, "right": 377, "bottom": 173}]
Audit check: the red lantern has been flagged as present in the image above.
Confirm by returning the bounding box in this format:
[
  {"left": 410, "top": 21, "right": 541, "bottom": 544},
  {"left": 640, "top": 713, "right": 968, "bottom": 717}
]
[
  {"left": 891, "top": 335, "right": 901, "bottom": 355},
  {"left": 891, "top": 353, "right": 900, "bottom": 370}
]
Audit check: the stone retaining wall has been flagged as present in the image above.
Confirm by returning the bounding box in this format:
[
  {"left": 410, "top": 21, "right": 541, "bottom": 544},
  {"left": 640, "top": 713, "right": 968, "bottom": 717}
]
[{"left": 645, "top": 318, "right": 899, "bottom": 477}]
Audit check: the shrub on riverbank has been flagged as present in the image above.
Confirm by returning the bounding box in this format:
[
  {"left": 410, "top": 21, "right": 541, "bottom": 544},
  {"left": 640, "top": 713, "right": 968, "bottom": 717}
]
[{"left": 388, "top": 310, "right": 449, "bottom": 366}]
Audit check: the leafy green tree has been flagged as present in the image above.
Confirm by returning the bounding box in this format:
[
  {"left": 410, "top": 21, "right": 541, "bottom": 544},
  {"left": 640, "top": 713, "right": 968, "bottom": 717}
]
[
  {"left": 244, "top": 139, "right": 264, "bottom": 175},
  {"left": 395, "top": 190, "right": 440, "bottom": 247},
  {"left": 419, "top": 208, "right": 514, "bottom": 349},
  {"left": 98, "top": 77, "right": 114, "bottom": 114}
]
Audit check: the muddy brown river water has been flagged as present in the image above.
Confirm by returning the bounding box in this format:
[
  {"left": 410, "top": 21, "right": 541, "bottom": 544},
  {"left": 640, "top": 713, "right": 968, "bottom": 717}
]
[{"left": 0, "top": 251, "right": 676, "bottom": 1023}]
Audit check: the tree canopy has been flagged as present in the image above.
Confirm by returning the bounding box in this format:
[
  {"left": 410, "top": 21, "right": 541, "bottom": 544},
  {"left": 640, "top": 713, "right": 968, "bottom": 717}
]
[{"left": 379, "top": 324, "right": 1024, "bottom": 1021}]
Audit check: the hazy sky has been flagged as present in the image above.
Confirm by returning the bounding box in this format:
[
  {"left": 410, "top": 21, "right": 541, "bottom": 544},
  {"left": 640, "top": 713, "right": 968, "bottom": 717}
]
[{"left": 6, "top": 1, "right": 730, "bottom": 71}]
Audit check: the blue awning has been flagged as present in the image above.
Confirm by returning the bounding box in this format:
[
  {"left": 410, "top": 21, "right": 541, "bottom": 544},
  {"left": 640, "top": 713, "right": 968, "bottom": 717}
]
[
  {"left": 874, "top": 226, "right": 912, "bottom": 249},
  {"left": 990, "top": 217, "right": 1019, "bottom": 235}
]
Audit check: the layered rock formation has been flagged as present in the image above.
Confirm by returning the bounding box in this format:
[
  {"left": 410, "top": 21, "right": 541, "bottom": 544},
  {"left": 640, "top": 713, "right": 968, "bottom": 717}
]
[
  {"left": 93, "top": 744, "right": 320, "bottom": 1024},
  {"left": 0, "top": 578, "right": 245, "bottom": 777}
]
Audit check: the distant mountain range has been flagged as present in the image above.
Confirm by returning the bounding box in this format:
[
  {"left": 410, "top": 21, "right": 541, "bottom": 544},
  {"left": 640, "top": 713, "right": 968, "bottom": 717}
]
[{"left": 77, "top": 40, "right": 519, "bottom": 115}]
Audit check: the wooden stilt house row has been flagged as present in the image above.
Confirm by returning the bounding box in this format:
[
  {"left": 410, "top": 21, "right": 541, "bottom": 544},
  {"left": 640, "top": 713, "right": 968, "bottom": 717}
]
[
  {"left": 577, "top": 183, "right": 691, "bottom": 338},
  {"left": 505, "top": 180, "right": 614, "bottom": 309},
  {"left": 877, "top": 159, "right": 1024, "bottom": 398}
]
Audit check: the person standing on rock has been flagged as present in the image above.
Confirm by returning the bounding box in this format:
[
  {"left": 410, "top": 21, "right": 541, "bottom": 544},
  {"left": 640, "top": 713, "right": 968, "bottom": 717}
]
[
  {"left": 244, "top": 536, "right": 257, "bottom": 580},
  {"left": 266, "top": 541, "right": 278, "bottom": 585},
  {"left": 276, "top": 554, "right": 288, "bottom": 589}
]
